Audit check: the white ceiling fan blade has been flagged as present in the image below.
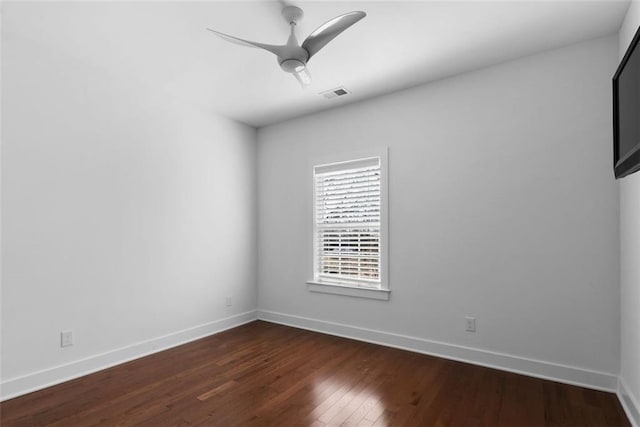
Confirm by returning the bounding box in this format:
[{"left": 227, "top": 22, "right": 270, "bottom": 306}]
[
  {"left": 301, "top": 11, "right": 366, "bottom": 60},
  {"left": 207, "top": 28, "right": 286, "bottom": 57},
  {"left": 293, "top": 67, "right": 312, "bottom": 87}
]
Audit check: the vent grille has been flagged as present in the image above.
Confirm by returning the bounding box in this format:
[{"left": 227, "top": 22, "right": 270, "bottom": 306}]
[{"left": 320, "top": 87, "right": 351, "bottom": 99}]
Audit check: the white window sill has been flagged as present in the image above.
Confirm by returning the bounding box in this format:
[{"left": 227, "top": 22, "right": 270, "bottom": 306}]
[{"left": 306, "top": 281, "right": 390, "bottom": 301}]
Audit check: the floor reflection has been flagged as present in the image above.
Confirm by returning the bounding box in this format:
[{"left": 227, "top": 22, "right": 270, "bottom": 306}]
[{"left": 308, "top": 374, "right": 387, "bottom": 425}]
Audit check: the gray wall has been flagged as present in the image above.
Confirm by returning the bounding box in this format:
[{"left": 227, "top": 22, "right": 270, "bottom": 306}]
[
  {"left": 619, "top": 0, "right": 640, "bottom": 422},
  {"left": 1, "top": 30, "right": 258, "bottom": 389},
  {"left": 257, "top": 36, "right": 620, "bottom": 378}
]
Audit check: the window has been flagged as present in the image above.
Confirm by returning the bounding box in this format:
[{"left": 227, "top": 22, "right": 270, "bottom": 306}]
[{"left": 308, "top": 153, "right": 389, "bottom": 300}]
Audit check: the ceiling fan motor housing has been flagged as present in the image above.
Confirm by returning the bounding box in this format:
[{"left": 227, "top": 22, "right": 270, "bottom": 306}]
[
  {"left": 280, "top": 59, "right": 306, "bottom": 73},
  {"left": 277, "top": 46, "right": 310, "bottom": 73}
]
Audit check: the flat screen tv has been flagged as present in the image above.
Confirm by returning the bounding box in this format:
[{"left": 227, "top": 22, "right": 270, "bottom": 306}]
[{"left": 613, "top": 25, "right": 640, "bottom": 179}]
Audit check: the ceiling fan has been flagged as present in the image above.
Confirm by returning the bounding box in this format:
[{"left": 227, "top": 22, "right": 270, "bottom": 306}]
[{"left": 207, "top": 5, "right": 366, "bottom": 87}]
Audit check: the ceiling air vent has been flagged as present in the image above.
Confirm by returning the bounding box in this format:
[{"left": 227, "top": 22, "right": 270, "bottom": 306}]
[{"left": 320, "top": 87, "right": 351, "bottom": 99}]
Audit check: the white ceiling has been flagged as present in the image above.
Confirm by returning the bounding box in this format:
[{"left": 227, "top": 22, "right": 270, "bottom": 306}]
[{"left": 3, "top": 1, "right": 630, "bottom": 127}]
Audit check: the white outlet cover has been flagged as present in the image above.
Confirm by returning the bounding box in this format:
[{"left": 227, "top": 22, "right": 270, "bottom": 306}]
[
  {"left": 61, "top": 331, "right": 73, "bottom": 347},
  {"left": 465, "top": 317, "right": 476, "bottom": 332}
]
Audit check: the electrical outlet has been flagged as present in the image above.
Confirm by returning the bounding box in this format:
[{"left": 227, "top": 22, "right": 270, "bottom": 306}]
[
  {"left": 465, "top": 317, "right": 476, "bottom": 333},
  {"left": 61, "top": 331, "right": 73, "bottom": 347},
  {"left": 225, "top": 297, "right": 233, "bottom": 307}
]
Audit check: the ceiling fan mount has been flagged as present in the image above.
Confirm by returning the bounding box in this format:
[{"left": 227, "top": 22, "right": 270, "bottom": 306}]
[
  {"left": 281, "top": 5, "right": 304, "bottom": 25},
  {"left": 207, "top": 5, "right": 366, "bottom": 87}
]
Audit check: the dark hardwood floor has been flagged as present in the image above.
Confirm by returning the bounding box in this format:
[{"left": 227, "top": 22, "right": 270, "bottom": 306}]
[{"left": 0, "top": 321, "right": 630, "bottom": 426}]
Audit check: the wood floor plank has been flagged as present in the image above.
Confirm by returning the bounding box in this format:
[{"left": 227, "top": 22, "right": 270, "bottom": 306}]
[{"left": 0, "top": 321, "right": 631, "bottom": 426}]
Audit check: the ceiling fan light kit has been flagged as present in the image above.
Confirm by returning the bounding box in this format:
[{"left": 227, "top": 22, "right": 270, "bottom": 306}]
[{"left": 207, "top": 5, "right": 366, "bottom": 87}]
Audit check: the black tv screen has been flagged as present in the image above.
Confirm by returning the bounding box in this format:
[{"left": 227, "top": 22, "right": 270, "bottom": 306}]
[{"left": 613, "top": 25, "right": 640, "bottom": 179}]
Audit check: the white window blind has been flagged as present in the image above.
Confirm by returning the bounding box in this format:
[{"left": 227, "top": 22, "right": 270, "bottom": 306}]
[{"left": 314, "top": 157, "right": 381, "bottom": 288}]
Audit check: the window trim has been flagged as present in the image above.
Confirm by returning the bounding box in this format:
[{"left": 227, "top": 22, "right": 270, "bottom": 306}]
[
  {"left": 306, "top": 280, "right": 391, "bottom": 300},
  {"left": 307, "top": 148, "right": 389, "bottom": 300}
]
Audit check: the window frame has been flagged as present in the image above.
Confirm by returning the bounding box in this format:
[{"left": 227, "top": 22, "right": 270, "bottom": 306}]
[{"left": 306, "top": 148, "right": 389, "bottom": 300}]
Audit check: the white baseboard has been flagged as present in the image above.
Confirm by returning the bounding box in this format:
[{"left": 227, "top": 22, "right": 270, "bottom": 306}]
[
  {"left": 257, "top": 310, "right": 618, "bottom": 393},
  {"left": 0, "top": 310, "right": 258, "bottom": 402},
  {"left": 619, "top": 377, "right": 640, "bottom": 427}
]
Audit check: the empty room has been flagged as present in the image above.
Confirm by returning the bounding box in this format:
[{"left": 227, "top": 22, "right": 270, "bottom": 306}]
[{"left": 1, "top": 0, "right": 639, "bottom": 425}]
